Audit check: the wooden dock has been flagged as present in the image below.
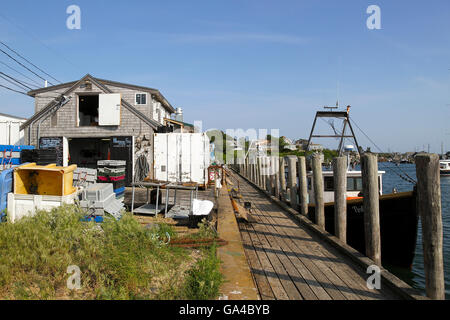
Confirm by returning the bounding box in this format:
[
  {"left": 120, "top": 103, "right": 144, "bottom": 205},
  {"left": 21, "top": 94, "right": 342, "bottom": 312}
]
[{"left": 231, "top": 171, "right": 418, "bottom": 300}]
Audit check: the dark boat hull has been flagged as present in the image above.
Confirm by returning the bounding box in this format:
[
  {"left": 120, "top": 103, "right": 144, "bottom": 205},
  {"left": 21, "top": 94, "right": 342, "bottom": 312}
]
[{"left": 308, "top": 191, "right": 418, "bottom": 269}]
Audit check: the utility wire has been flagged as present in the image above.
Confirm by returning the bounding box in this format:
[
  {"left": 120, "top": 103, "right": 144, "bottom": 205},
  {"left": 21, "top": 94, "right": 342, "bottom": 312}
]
[
  {"left": 0, "top": 41, "right": 61, "bottom": 84},
  {"left": 0, "top": 47, "right": 55, "bottom": 86},
  {"left": 348, "top": 115, "right": 417, "bottom": 184},
  {"left": 0, "top": 71, "right": 33, "bottom": 90},
  {"left": 0, "top": 60, "right": 42, "bottom": 87},
  {"left": 0, "top": 12, "right": 80, "bottom": 71},
  {"left": 0, "top": 73, "right": 29, "bottom": 91},
  {"left": 0, "top": 83, "right": 28, "bottom": 96}
]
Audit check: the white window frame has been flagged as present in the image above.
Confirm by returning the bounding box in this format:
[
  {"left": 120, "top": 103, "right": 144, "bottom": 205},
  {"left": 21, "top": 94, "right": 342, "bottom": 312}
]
[{"left": 135, "top": 93, "right": 148, "bottom": 106}]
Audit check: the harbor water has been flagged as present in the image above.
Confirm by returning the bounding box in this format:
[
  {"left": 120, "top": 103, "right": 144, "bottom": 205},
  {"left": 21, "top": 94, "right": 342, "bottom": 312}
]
[{"left": 379, "top": 162, "right": 449, "bottom": 299}]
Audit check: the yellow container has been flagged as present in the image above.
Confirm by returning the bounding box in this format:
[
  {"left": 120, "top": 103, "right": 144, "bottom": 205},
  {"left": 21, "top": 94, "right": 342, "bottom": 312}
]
[{"left": 14, "top": 163, "right": 78, "bottom": 196}]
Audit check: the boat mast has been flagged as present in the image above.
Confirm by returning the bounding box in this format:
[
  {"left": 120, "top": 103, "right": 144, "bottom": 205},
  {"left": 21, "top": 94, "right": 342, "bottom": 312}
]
[{"left": 306, "top": 105, "right": 362, "bottom": 157}]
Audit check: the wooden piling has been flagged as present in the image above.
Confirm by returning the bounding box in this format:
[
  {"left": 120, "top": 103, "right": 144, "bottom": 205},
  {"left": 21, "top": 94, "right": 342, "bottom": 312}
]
[
  {"left": 297, "top": 156, "right": 308, "bottom": 216},
  {"left": 312, "top": 154, "right": 325, "bottom": 229},
  {"left": 255, "top": 157, "right": 261, "bottom": 187},
  {"left": 287, "top": 156, "right": 298, "bottom": 210},
  {"left": 279, "top": 157, "right": 287, "bottom": 200},
  {"left": 415, "top": 153, "right": 445, "bottom": 300},
  {"left": 273, "top": 156, "right": 280, "bottom": 198},
  {"left": 333, "top": 157, "right": 347, "bottom": 243},
  {"left": 361, "top": 153, "right": 381, "bottom": 266},
  {"left": 266, "top": 158, "right": 273, "bottom": 195},
  {"left": 261, "top": 157, "right": 267, "bottom": 191}
]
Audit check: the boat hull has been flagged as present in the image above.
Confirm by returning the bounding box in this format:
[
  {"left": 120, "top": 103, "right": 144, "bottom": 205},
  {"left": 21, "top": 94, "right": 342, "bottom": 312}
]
[{"left": 308, "top": 191, "right": 418, "bottom": 269}]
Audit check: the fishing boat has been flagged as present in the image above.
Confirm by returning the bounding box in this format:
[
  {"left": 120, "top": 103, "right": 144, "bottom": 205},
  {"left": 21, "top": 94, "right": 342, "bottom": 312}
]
[
  {"left": 304, "top": 106, "right": 418, "bottom": 269},
  {"left": 439, "top": 160, "right": 450, "bottom": 175}
]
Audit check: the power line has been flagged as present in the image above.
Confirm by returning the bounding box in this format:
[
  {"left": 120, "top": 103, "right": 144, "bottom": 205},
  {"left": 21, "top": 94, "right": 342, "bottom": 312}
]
[
  {"left": 0, "top": 12, "right": 80, "bottom": 71},
  {"left": 0, "top": 73, "right": 29, "bottom": 91},
  {"left": 0, "top": 47, "right": 55, "bottom": 86},
  {"left": 0, "top": 71, "right": 33, "bottom": 90},
  {"left": 0, "top": 41, "right": 61, "bottom": 84},
  {"left": 0, "top": 83, "right": 28, "bottom": 96},
  {"left": 0, "top": 60, "right": 42, "bottom": 87}
]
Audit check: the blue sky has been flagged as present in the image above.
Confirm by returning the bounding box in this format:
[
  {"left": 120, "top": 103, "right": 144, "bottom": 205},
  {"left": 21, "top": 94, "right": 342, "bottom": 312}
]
[{"left": 0, "top": 0, "right": 449, "bottom": 152}]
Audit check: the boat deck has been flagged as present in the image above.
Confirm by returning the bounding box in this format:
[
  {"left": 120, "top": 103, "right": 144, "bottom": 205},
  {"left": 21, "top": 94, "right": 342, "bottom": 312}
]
[{"left": 232, "top": 172, "right": 403, "bottom": 300}]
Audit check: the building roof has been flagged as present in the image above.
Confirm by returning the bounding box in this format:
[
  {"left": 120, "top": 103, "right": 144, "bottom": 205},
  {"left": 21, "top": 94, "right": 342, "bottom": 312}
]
[
  {"left": 164, "top": 118, "right": 194, "bottom": 127},
  {"left": 21, "top": 74, "right": 162, "bottom": 130},
  {"left": 0, "top": 112, "right": 27, "bottom": 121},
  {"left": 27, "top": 74, "right": 175, "bottom": 113}
]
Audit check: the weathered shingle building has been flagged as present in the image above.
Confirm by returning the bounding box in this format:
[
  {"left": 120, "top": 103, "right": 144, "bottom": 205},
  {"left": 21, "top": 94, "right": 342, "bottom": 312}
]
[{"left": 20, "top": 74, "right": 175, "bottom": 184}]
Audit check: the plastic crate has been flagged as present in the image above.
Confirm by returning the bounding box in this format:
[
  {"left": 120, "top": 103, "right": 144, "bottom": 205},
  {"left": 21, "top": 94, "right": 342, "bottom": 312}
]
[
  {"left": 7, "top": 190, "right": 79, "bottom": 223},
  {"left": 82, "top": 183, "right": 114, "bottom": 202},
  {"left": 0, "top": 168, "right": 14, "bottom": 213},
  {"left": 14, "top": 163, "right": 77, "bottom": 196}
]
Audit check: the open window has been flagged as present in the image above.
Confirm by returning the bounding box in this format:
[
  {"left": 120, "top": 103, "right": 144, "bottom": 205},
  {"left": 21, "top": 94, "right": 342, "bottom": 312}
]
[{"left": 78, "top": 95, "right": 99, "bottom": 126}]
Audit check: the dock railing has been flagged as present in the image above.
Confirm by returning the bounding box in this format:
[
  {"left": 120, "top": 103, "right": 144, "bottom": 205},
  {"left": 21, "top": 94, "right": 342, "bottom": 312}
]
[{"left": 235, "top": 152, "right": 445, "bottom": 300}]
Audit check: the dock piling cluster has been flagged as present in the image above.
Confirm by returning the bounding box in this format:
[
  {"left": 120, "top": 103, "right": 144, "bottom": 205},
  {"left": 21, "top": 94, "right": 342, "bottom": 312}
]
[{"left": 236, "top": 152, "right": 445, "bottom": 300}]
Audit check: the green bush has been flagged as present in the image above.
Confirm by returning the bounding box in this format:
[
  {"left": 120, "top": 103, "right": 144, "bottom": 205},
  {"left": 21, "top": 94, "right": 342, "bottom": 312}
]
[
  {"left": 0, "top": 205, "right": 196, "bottom": 300},
  {"left": 182, "top": 244, "right": 223, "bottom": 300}
]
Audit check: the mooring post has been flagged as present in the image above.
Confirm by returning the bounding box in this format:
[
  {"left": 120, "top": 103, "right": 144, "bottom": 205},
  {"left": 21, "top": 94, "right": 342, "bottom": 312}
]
[
  {"left": 415, "top": 153, "right": 445, "bottom": 300},
  {"left": 249, "top": 158, "right": 254, "bottom": 183},
  {"left": 253, "top": 159, "right": 258, "bottom": 184},
  {"left": 273, "top": 156, "right": 280, "bottom": 198},
  {"left": 333, "top": 156, "right": 347, "bottom": 243},
  {"left": 266, "top": 157, "right": 273, "bottom": 195},
  {"left": 298, "top": 156, "right": 308, "bottom": 216},
  {"left": 279, "top": 157, "right": 287, "bottom": 200},
  {"left": 261, "top": 157, "right": 267, "bottom": 191},
  {"left": 287, "top": 156, "right": 298, "bottom": 210},
  {"left": 361, "top": 153, "right": 381, "bottom": 266},
  {"left": 312, "top": 154, "right": 325, "bottom": 228},
  {"left": 255, "top": 157, "right": 260, "bottom": 187}
]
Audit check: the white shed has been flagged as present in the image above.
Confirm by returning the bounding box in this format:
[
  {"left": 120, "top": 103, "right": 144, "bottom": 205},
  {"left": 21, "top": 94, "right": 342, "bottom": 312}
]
[{"left": 0, "top": 112, "right": 27, "bottom": 145}]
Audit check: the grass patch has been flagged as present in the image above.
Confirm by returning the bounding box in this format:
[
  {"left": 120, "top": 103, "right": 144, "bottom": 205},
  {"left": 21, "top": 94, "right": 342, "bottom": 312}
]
[
  {"left": 182, "top": 244, "right": 223, "bottom": 300},
  {"left": 0, "top": 205, "right": 223, "bottom": 300}
]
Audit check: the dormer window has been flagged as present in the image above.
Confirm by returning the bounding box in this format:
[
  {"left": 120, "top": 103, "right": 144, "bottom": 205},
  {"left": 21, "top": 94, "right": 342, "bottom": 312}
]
[{"left": 135, "top": 93, "right": 147, "bottom": 105}]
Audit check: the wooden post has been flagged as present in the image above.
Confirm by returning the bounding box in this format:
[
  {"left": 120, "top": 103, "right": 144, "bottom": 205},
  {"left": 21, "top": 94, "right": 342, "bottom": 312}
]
[
  {"left": 256, "top": 157, "right": 261, "bottom": 187},
  {"left": 253, "top": 159, "right": 257, "bottom": 184},
  {"left": 333, "top": 157, "right": 347, "bottom": 243},
  {"left": 287, "top": 156, "right": 298, "bottom": 210},
  {"left": 245, "top": 158, "right": 249, "bottom": 179},
  {"left": 297, "top": 156, "right": 308, "bottom": 216},
  {"left": 312, "top": 154, "right": 324, "bottom": 229},
  {"left": 266, "top": 158, "right": 273, "bottom": 195},
  {"left": 415, "top": 153, "right": 445, "bottom": 300},
  {"left": 273, "top": 156, "right": 280, "bottom": 198},
  {"left": 279, "top": 157, "right": 287, "bottom": 200},
  {"left": 262, "top": 157, "right": 267, "bottom": 191},
  {"left": 361, "top": 153, "right": 381, "bottom": 266}
]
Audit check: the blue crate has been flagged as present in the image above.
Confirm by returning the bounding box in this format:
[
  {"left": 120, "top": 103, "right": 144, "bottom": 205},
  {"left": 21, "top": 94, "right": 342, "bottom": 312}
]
[
  {"left": 0, "top": 145, "right": 35, "bottom": 152},
  {"left": 0, "top": 167, "right": 14, "bottom": 213},
  {"left": 0, "top": 158, "right": 21, "bottom": 165},
  {"left": 81, "top": 216, "right": 104, "bottom": 223}
]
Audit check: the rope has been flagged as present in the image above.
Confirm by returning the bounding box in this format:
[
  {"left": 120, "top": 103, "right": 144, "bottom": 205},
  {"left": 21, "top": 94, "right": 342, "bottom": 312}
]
[
  {"left": 348, "top": 115, "right": 417, "bottom": 185},
  {"left": 134, "top": 154, "right": 150, "bottom": 183}
]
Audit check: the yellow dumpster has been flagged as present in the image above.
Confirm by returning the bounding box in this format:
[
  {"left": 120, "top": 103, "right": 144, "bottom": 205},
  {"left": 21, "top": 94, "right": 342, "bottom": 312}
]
[{"left": 14, "top": 163, "right": 77, "bottom": 196}]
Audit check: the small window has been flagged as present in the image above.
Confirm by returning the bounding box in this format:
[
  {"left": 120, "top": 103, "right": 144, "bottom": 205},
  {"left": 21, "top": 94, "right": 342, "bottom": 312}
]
[
  {"left": 136, "top": 93, "right": 147, "bottom": 105},
  {"left": 324, "top": 176, "right": 334, "bottom": 191}
]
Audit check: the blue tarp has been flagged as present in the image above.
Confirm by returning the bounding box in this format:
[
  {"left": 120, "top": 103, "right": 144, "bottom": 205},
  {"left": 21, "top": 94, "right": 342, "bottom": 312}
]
[{"left": 0, "top": 167, "right": 14, "bottom": 214}]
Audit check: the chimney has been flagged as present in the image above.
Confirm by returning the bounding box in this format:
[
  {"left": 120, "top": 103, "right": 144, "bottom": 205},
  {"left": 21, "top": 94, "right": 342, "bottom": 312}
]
[{"left": 175, "top": 107, "right": 183, "bottom": 122}]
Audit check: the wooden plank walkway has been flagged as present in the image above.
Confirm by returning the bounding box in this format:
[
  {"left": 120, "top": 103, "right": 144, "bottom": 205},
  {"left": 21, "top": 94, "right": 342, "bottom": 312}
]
[{"left": 232, "top": 172, "right": 402, "bottom": 300}]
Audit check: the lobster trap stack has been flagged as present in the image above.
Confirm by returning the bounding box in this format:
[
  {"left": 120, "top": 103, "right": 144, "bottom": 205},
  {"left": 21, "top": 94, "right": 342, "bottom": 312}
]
[{"left": 97, "top": 160, "right": 126, "bottom": 200}]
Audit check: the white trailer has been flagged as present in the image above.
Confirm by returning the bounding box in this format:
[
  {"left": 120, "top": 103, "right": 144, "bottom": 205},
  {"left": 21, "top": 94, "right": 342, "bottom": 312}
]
[
  {"left": 0, "top": 113, "right": 26, "bottom": 145},
  {"left": 153, "top": 133, "right": 210, "bottom": 186}
]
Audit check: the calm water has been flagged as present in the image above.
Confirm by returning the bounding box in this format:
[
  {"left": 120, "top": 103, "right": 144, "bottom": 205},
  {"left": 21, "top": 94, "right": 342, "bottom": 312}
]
[{"left": 378, "top": 162, "right": 450, "bottom": 299}]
